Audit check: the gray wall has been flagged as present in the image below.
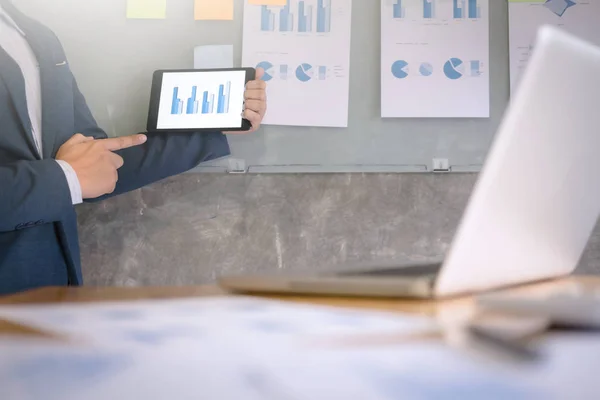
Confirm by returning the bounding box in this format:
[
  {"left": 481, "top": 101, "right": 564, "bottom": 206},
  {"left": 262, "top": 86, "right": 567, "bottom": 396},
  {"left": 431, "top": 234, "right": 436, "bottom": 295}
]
[
  {"left": 12, "top": 0, "right": 600, "bottom": 284},
  {"left": 76, "top": 172, "right": 600, "bottom": 287}
]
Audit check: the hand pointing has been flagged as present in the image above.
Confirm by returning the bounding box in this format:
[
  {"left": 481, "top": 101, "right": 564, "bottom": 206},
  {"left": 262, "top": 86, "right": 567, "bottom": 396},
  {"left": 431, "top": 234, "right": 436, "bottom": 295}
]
[{"left": 56, "top": 133, "right": 147, "bottom": 199}]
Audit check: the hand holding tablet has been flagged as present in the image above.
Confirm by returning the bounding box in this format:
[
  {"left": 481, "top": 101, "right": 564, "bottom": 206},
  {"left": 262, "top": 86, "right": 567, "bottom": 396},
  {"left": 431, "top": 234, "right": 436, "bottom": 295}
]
[
  {"left": 147, "top": 68, "right": 263, "bottom": 133},
  {"left": 229, "top": 67, "right": 267, "bottom": 134}
]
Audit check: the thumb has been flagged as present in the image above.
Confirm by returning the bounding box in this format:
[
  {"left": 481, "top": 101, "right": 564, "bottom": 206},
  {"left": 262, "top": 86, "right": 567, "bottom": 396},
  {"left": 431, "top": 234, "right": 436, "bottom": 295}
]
[{"left": 255, "top": 67, "right": 265, "bottom": 81}]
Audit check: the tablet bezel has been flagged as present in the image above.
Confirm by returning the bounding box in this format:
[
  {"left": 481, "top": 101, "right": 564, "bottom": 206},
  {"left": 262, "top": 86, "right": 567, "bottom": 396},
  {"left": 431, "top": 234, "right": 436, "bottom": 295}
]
[{"left": 147, "top": 68, "right": 255, "bottom": 133}]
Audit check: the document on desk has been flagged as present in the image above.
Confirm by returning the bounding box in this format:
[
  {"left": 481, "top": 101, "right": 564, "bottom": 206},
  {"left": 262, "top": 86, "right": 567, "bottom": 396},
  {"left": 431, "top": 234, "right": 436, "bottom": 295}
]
[
  {"left": 0, "top": 296, "right": 436, "bottom": 344},
  {"left": 0, "top": 297, "right": 435, "bottom": 400},
  {"left": 0, "top": 297, "right": 598, "bottom": 399}
]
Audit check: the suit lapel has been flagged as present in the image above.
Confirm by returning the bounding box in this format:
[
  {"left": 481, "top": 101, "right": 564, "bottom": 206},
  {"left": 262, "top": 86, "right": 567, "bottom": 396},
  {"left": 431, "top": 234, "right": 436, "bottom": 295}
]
[
  {"left": 0, "top": 46, "right": 39, "bottom": 158},
  {"left": 3, "top": 2, "right": 64, "bottom": 159},
  {"left": 19, "top": 25, "right": 60, "bottom": 159}
]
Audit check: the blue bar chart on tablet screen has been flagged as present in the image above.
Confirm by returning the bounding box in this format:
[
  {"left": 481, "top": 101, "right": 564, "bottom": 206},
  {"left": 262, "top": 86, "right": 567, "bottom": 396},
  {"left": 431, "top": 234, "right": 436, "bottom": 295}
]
[
  {"left": 158, "top": 71, "right": 246, "bottom": 130},
  {"left": 170, "top": 82, "right": 231, "bottom": 115},
  {"left": 171, "top": 87, "right": 184, "bottom": 115}
]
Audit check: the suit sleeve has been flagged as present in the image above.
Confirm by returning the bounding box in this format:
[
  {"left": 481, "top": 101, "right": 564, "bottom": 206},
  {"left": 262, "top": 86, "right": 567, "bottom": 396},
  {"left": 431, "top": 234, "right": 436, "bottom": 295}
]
[
  {"left": 0, "top": 160, "right": 73, "bottom": 233},
  {"left": 70, "top": 74, "right": 231, "bottom": 203}
]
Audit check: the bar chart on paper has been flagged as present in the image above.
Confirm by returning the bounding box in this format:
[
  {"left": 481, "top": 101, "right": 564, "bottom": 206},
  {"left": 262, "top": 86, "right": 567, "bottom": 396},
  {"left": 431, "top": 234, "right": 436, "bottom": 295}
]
[
  {"left": 423, "top": 0, "right": 435, "bottom": 19},
  {"left": 259, "top": 0, "right": 333, "bottom": 33},
  {"left": 508, "top": 0, "right": 600, "bottom": 92},
  {"left": 392, "top": 0, "right": 405, "bottom": 18},
  {"left": 386, "top": 0, "right": 483, "bottom": 20},
  {"left": 242, "top": 0, "right": 353, "bottom": 127},
  {"left": 453, "top": 0, "right": 481, "bottom": 19},
  {"left": 381, "top": 0, "right": 490, "bottom": 117}
]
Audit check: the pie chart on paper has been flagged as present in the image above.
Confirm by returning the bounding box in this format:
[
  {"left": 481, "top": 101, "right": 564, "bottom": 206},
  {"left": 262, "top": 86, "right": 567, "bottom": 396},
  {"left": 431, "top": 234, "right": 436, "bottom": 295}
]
[
  {"left": 419, "top": 62, "right": 433, "bottom": 77},
  {"left": 256, "top": 61, "right": 274, "bottom": 81},
  {"left": 296, "top": 63, "right": 313, "bottom": 82},
  {"left": 391, "top": 60, "right": 409, "bottom": 79},
  {"left": 444, "top": 58, "right": 464, "bottom": 80}
]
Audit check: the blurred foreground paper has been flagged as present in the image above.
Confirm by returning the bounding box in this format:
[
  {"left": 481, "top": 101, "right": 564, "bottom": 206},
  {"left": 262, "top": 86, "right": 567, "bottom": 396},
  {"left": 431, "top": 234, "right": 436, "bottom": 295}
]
[
  {"left": 126, "top": 0, "right": 167, "bottom": 19},
  {"left": 194, "top": 0, "right": 234, "bottom": 20},
  {"left": 194, "top": 45, "right": 234, "bottom": 69},
  {"left": 0, "top": 297, "right": 435, "bottom": 345},
  {"left": 1, "top": 298, "right": 599, "bottom": 399}
]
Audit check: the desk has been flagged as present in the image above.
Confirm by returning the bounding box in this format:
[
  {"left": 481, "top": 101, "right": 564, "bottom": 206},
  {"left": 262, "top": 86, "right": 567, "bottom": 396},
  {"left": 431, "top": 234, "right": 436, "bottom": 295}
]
[
  {"left": 1, "top": 276, "right": 599, "bottom": 338},
  {"left": 2, "top": 277, "right": 600, "bottom": 399}
]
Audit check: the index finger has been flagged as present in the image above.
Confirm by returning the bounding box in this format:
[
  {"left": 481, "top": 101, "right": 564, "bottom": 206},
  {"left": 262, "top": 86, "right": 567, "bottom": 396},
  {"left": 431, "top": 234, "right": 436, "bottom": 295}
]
[{"left": 101, "top": 134, "right": 147, "bottom": 151}]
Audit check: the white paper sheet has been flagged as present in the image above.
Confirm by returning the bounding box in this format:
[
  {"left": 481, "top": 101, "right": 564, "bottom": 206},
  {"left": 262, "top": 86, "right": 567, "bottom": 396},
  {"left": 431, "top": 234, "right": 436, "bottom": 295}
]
[
  {"left": 0, "top": 296, "right": 435, "bottom": 347},
  {"left": 380, "top": 0, "right": 490, "bottom": 118},
  {"left": 194, "top": 45, "right": 234, "bottom": 69},
  {"left": 508, "top": 0, "right": 600, "bottom": 93},
  {"left": 0, "top": 297, "right": 435, "bottom": 399},
  {"left": 2, "top": 297, "right": 600, "bottom": 399},
  {"left": 241, "top": 0, "right": 352, "bottom": 128}
]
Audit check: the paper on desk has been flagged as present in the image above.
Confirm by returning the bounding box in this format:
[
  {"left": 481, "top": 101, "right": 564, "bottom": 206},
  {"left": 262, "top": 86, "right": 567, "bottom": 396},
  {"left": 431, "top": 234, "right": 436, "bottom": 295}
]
[
  {"left": 0, "top": 332, "right": 571, "bottom": 400},
  {"left": 0, "top": 297, "right": 434, "bottom": 400},
  {"left": 1, "top": 297, "right": 599, "bottom": 399},
  {"left": 0, "top": 297, "right": 437, "bottom": 348},
  {"left": 194, "top": 45, "right": 234, "bottom": 69}
]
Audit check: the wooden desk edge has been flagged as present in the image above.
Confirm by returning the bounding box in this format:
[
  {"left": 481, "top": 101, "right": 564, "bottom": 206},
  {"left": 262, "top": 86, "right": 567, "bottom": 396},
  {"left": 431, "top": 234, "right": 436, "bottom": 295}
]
[
  {"left": 1, "top": 275, "right": 598, "bottom": 312},
  {"left": 0, "top": 276, "right": 598, "bottom": 340}
]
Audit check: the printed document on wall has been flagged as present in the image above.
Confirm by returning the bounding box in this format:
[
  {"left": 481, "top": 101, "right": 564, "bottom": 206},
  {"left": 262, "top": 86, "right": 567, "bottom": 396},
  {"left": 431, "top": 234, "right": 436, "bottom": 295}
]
[
  {"left": 381, "top": 0, "right": 490, "bottom": 118},
  {"left": 241, "top": 0, "right": 352, "bottom": 127},
  {"left": 508, "top": 0, "right": 600, "bottom": 93}
]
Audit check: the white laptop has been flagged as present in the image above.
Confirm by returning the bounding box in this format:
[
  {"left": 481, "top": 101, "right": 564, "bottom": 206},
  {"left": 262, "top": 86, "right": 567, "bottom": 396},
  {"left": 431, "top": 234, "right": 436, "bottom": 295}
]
[{"left": 218, "top": 26, "right": 600, "bottom": 299}]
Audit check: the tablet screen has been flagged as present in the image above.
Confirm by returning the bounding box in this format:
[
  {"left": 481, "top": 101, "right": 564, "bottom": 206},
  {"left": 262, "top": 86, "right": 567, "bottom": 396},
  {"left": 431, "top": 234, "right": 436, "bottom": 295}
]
[{"left": 155, "top": 70, "right": 247, "bottom": 130}]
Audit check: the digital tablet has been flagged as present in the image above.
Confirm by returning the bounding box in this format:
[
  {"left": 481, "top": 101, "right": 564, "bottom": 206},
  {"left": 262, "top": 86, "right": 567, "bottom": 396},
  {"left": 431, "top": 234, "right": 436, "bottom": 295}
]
[{"left": 147, "top": 68, "right": 255, "bottom": 133}]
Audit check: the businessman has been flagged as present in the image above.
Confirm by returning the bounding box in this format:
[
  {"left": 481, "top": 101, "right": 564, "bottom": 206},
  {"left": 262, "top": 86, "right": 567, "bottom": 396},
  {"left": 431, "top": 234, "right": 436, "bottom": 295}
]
[{"left": 0, "top": 0, "right": 267, "bottom": 295}]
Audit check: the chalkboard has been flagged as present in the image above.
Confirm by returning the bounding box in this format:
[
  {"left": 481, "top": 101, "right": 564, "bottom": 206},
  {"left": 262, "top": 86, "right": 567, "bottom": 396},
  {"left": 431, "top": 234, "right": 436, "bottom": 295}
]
[{"left": 16, "top": 0, "right": 510, "bottom": 173}]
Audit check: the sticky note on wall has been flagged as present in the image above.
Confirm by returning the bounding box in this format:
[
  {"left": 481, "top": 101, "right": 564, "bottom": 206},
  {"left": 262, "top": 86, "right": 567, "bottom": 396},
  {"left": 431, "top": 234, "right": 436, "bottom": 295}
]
[
  {"left": 248, "top": 0, "right": 287, "bottom": 5},
  {"left": 194, "top": 0, "right": 234, "bottom": 20},
  {"left": 126, "top": 0, "right": 167, "bottom": 19},
  {"left": 194, "top": 45, "right": 234, "bottom": 69}
]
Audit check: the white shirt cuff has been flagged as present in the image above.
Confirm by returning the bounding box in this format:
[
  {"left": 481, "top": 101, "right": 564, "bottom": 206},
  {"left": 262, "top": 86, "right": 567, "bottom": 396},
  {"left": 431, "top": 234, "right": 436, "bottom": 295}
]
[{"left": 55, "top": 160, "right": 83, "bottom": 205}]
